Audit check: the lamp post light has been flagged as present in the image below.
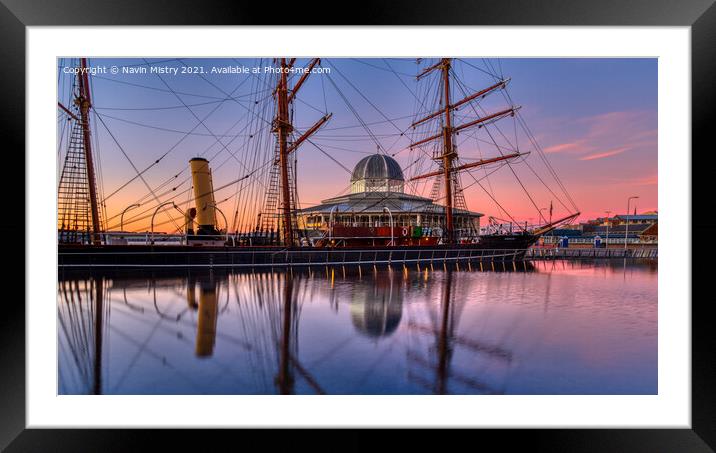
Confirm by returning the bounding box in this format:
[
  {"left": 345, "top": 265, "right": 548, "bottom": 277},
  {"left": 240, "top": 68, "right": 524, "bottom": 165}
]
[
  {"left": 625, "top": 196, "right": 639, "bottom": 251},
  {"left": 120, "top": 203, "right": 141, "bottom": 232},
  {"left": 605, "top": 210, "right": 612, "bottom": 249},
  {"left": 328, "top": 206, "right": 337, "bottom": 244},
  {"left": 383, "top": 206, "right": 394, "bottom": 246},
  {"left": 170, "top": 204, "right": 195, "bottom": 245},
  {"left": 207, "top": 202, "right": 229, "bottom": 243},
  {"left": 539, "top": 208, "right": 548, "bottom": 226},
  {"left": 150, "top": 202, "right": 177, "bottom": 245}
]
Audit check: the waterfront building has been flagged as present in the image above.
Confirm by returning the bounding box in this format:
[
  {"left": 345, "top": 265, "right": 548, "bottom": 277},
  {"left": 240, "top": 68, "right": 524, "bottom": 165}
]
[
  {"left": 543, "top": 222, "right": 657, "bottom": 246},
  {"left": 298, "top": 154, "right": 483, "bottom": 236},
  {"left": 638, "top": 222, "right": 658, "bottom": 243},
  {"left": 614, "top": 213, "right": 658, "bottom": 225}
]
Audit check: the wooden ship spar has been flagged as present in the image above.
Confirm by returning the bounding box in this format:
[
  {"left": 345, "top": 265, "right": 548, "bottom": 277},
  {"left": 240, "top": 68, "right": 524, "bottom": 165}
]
[{"left": 57, "top": 57, "right": 579, "bottom": 268}]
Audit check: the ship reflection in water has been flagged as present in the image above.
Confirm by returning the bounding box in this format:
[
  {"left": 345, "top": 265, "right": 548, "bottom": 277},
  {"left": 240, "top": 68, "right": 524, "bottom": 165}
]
[{"left": 58, "top": 260, "right": 657, "bottom": 395}]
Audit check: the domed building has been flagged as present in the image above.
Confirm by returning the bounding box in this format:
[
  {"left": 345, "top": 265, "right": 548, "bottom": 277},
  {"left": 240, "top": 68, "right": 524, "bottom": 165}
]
[
  {"left": 298, "top": 154, "right": 482, "bottom": 241},
  {"left": 349, "top": 153, "right": 405, "bottom": 193}
]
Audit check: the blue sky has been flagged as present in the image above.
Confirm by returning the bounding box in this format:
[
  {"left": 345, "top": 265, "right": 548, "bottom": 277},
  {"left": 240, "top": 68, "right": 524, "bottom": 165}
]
[{"left": 57, "top": 57, "right": 657, "bottom": 231}]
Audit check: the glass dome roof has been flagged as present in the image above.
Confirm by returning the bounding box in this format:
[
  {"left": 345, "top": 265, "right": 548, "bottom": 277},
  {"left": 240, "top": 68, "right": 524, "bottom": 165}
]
[{"left": 350, "top": 154, "right": 405, "bottom": 182}]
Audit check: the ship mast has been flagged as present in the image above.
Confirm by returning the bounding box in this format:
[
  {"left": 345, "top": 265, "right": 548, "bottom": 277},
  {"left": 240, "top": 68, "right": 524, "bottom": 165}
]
[
  {"left": 276, "top": 58, "right": 294, "bottom": 247},
  {"left": 412, "top": 59, "right": 520, "bottom": 243},
  {"left": 441, "top": 59, "right": 456, "bottom": 244},
  {"left": 272, "top": 58, "right": 331, "bottom": 247},
  {"left": 77, "top": 58, "right": 102, "bottom": 245}
]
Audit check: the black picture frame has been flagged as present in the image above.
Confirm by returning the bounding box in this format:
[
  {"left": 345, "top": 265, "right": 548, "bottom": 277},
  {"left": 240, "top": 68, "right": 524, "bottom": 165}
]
[{"left": 3, "top": 0, "right": 714, "bottom": 450}]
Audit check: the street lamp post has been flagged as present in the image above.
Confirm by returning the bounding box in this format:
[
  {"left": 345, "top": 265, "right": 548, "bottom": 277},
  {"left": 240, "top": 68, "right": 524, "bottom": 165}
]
[
  {"left": 328, "top": 206, "right": 337, "bottom": 244},
  {"left": 207, "top": 202, "right": 229, "bottom": 244},
  {"left": 150, "top": 202, "right": 177, "bottom": 245},
  {"left": 605, "top": 210, "right": 612, "bottom": 249},
  {"left": 383, "top": 206, "right": 394, "bottom": 246},
  {"left": 120, "top": 203, "right": 141, "bottom": 232},
  {"left": 625, "top": 196, "right": 639, "bottom": 251}
]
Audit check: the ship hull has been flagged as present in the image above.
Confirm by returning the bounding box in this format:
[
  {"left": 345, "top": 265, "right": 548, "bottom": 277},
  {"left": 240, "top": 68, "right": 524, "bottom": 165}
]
[{"left": 59, "top": 234, "right": 539, "bottom": 269}]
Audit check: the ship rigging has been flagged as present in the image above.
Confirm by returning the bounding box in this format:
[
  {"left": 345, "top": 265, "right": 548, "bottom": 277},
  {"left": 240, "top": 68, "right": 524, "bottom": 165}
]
[{"left": 57, "top": 57, "right": 580, "bottom": 268}]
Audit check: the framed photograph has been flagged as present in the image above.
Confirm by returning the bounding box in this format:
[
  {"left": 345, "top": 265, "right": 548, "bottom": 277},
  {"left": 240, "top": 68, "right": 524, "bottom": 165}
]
[{"left": 4, "top": 0, "right": 714, "bottom": 450}]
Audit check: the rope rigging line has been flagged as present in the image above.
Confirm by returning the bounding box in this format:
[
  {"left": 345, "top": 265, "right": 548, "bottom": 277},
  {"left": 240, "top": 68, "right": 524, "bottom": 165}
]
[
  {"left": 451, "top": 68, "right": 548, "bottom": 224},
  {"left": 322, "top": 60, "right": 397, "bottom": 155},
  {"left": 98, "top": 112, "right": 242, "bottom": 203},
  {"left": 513, "top": 109, "right": 580, "bottom": 212},
  {"left": 91, "top": 73, "right": 265, "bottom": 101},
  {"left": 318, "top": 113, "right": 419, "bottom": 132},
  {"left": 349, "top": 58, "right": 416, "bottom": 77},
  {"left": 459, "top": 163, "right": 526, "bottom": 232},
  {"left": 449, "top": 82, "right": 563, "bottom": 217},
  {"left": 93, "top": 112, "right": 183, "bottom": 231},
  {"left": 87, "top": 112, "right": 256, "bottom": 137},
  {"left": 498, "top": 86, "right": 579, "bottom": 212},
  {"left": 114, "top": 101, "right": 266, "bottom": 233},
  {"left": 305, "top": 139, "right": 353, "bottom": 174},
  {"left": 404, "top": 59, "right": 452, "bottom": 194},
  {"left": 74, "top": 58, "right": 581, "bottom": 235},
  {"left": 114, "top": 159, "right": 273, "bottom": 232},
  {"left": 105, "top": 119, "right": 260, "bottom": 230},
  {"left": 94, "top": 99, "right": 228, "bottom": 111},
  {"left": 107, "top": 61, "right": 276, "bottom": 229},
  {"left": 300, "top": 141, "right": 374, "bottom": 155},
  {"left": 178, "top": 58, "right": 274, "bottom": 127},
  {"left": 99, "top": 78, "right": 261, "bottom": 207},
  {"left": 115, "top": 109, "right": 271, "bottom": 226},
  {"left": 326, "top": 60, "right": 409, "bottom": 139},
  {"left": 476, "top": 71, "right": 579, "bottom": 213},
  {"left": 145, "top": 59, "right": 267, "bottom": 180},
  {"left": 382, "top": 58, "right": 431, "bottom": 111},
  {"left": 106, "top": 126, "right": 273, "bottom": 231},
  {"left": 456, "top": 58, "right": 502, "bottom": 81}
]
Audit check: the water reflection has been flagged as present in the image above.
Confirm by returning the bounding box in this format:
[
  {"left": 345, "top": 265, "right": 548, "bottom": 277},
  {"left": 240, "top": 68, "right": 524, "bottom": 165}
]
[
  {"left": 350, "top": 272, "right": 402, "bottom": 338},
  {"left": 58, "top": 278, "right": 105, "bottom": 395},
  {"left": 193, "top": 276, "right": 218, "bottom": 357},
  {"left": 58, "top": 259, "right": 657, "bottom": 395}
]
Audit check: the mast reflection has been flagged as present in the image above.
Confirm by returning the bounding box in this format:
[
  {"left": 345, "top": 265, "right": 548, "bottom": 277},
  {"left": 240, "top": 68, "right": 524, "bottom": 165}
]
[
  {"left": 276, "top": 272, "right": 295, "bottom": 394},
  {"left": 406, "top": 268, "right": 513, "bottom": 394},
  {"left": 58, "top": 262, "right": 539, "bottom": 395},
  {"left": 58, "top": 277, "right": 106, "bottom": 395}
]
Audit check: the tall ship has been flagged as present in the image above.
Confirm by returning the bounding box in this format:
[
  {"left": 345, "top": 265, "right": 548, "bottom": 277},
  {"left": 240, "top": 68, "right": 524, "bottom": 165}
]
[{"left": 57, "top": 57, "right": 579, "bottom": 268}]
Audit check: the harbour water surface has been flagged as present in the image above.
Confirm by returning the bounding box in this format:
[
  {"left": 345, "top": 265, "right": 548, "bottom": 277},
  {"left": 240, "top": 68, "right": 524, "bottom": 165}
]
[{"left": 58, "top": 259, "right": 657, "bottom": 395}]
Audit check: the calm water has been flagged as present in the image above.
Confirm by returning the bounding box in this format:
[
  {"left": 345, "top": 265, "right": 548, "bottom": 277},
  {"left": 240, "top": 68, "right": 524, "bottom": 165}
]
[{"left": 58, "top": 260, "right": 657, "bottom": 395}]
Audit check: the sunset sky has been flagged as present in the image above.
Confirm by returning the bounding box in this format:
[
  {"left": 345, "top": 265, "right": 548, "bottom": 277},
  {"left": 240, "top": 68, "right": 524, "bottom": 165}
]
[{"left": 57, "top": 58, "right": 657, "bottom": 233}]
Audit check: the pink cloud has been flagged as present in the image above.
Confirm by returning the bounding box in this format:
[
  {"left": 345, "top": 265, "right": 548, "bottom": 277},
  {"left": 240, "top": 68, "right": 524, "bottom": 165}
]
[
  {"left": 577, "top": 111, "right": 648, "bottom": 135},
  {"left": 541, "top": 110, "right": 656, "bottom": 162},
  {"left": 542, "top": 112, "right": 640, "bottom": 153},
  {"left": 579, "top": 146, "right": 631, "bottom": 161},
  {"left": 543, "top": 141, "right": 586, "bottom": 154}
]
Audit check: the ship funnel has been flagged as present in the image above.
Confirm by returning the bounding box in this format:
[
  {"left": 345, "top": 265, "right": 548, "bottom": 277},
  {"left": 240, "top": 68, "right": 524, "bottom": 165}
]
[{"left": 189, "top": 158, "right": 218, "bottom": 235}]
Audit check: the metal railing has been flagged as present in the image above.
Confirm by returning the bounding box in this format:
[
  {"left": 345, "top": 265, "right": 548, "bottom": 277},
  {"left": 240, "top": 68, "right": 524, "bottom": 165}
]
[{"left": 59, "top": 242, "right": 658, "bottom": 270}]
